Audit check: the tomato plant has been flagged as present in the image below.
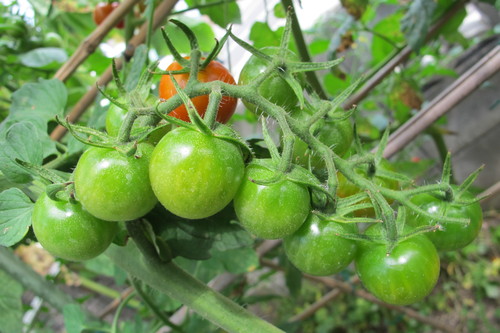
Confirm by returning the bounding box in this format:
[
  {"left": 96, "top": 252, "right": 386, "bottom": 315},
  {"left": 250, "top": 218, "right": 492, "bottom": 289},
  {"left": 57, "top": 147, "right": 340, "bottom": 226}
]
[
  {"left": 284, "top": 213, "right": 358, "bottom": 276},
  {"left": 238, "top": 47, "right": 303, "bottom": 113},
  {"left": 233, "top": 160, "right": 310, "bottom": 239},
  {"left": 407, "top": 187, "right": 483, "bottom": 251},
  {"left": 336, "top": 159, "right": 399, "bottom": 216},
  {"left": 355, "top": 224, "right": 440, "bottom": 305},
  {"left": 32, "top": 192, "right": 118, "bottom": 261},
  {"left": 158, "top": 59, "right": 237, "bottom": 123},
  {"left": 93, "top": 2, "right": 124, "bottom": 29},
  {"left": 74, "top": 143, "right": 157, "bottom": 222},
  {"left": 149, "top": 126, "right": 245, "bottom": 219},
  {"left": 291, "top": 109, "right": 353, "bottom": 169}
]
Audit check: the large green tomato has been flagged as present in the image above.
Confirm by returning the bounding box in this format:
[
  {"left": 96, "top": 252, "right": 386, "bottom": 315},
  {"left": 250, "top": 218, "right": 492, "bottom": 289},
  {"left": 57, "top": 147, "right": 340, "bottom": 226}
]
[
  {"left": 355, "top": 224, "right": 440, "bottom": 305},
  {"left": 284, "top": 213, "right": 358, "bottom": 276},
  {"left": 233, "top": 161, "right": 310, "bottom": 239},
  {"left": 74, "top": 143, "right": 157, "bottom": 221},
  {"left": 32, "top": 193, "right": 118, "bottom": 261},
  {"left": 238, "top": 47, "right": 303, "bottom": 112},
  {"left": 407, "top": 187, "right": 483, "bottom": 251},
  {"left": 149, "top": 127, "right": 245, "bottom": 219}
]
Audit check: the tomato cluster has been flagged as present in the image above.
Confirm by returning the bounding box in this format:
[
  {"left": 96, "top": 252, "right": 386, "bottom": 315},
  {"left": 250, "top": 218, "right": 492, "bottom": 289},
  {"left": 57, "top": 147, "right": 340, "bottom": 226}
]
[{"left": 30, "top": 50, "right": 483, "bottom": 309}]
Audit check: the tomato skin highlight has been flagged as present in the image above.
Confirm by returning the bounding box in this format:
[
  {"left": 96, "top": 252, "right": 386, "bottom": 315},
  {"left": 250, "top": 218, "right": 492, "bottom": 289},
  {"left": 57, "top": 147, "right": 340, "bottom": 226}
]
[
  {"left": 149, "top": 127, "right": 245, "bottom": 220},
  {"left": 238, "top": 47, "right": 302, "bottom": 113},
  {"left": 93, "top": 2, "right": 124, "bottom": 29},
  {"left": 355, "top": 224, "right": 440, "bottom": 305},
  {"left": 233, "top": 161, "right": 310, "bottom": 239},
  {"left": 32, "top": 193, "right": 118, "bottom": 261},
  {"left": 407, "top": 188, "right": 483, "bottom": 251},
  {"left": 74, "top": 143, "right": 157, "bottom": 222},
  {"left": 158, "top": 60, "right": 237, "bottom": 124},
  {"left": 284, "top": 213, "right": 358, "bottom": 276}
]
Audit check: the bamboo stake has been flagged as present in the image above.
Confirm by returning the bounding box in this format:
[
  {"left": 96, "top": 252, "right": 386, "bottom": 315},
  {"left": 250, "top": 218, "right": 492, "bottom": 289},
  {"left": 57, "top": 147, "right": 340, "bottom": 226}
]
[
  {"left": 381, "top": 45, "right": 500, "bottom": 158},
  {"left": 50, "top": 0, "right": 179, "bottom": 141},
  {"left": 54, "top": 0, "right": 143, "bottom": 82}
]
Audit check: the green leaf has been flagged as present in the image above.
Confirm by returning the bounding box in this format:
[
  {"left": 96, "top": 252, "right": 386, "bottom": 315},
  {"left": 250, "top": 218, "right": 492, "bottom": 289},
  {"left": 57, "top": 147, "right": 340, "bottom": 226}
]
[
  {"left": 0, "top": 188, "right": 34, "bottom": 247},
  {"left": 0, "top": 270, "right": 23, "bottom": 333},
  {"left": 185, "top": 0, "right": 241, "bottom": 28},
  {"left": 0, "top": 78, "right": 67, "bottom": 135},
  {"left": 371, "top": 12, "right": 404, "bottom": 64},
  {"left": 0, "top": 122, "right": 51, "bottom": 183},
  {"left": 156, "top": 205, "right": 254, "bottom": 260},
  {"left": 249, "top": 22, "right": 281, "bottom": 49},
  {"left": 401, "top": 0, "right": 437, "bottom": 52},
  {"left": 19, "top": 47, "right": 68, "bottom": 70},
  {"left": 308, "top": 39, "right": 330, "bottom": 56},
  {"left": 284, "top": 260, "right": 302, "bottom": 298},
  {"left": 63, "top": 304, "right": 86, "bottom": 333},
  {"left": 155, "top": 17, "right": 216, "bottom": 54}
]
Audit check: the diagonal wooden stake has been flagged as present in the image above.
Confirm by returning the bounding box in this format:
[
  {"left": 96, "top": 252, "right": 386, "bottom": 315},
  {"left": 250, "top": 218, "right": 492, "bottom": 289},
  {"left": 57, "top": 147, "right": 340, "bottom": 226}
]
[{"left": 50, "top": 0, "right": 180, "bottom": 141}]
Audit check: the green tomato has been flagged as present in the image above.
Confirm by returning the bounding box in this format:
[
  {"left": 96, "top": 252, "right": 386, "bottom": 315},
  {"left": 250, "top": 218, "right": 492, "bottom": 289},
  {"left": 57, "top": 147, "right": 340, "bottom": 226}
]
[
  {"left": 355, "top": 224, "right": 440, "bottom": 305},
  {"left": 336, "top": 159, "right": 399, "bottom": 217},
  {"left": 32, "top": 193, "right": 118, "bottom": 261},
  {"left": 284, "top": 213, "right": 358, "bottom": 276},
  {"left": 105, "top": 103, "right": 127, "bottom": 137},
  {"left": 407, "top": 187, "right": 483, "bottom": 251},
  {"left": 238, "top": 47, "right": 303, "bottom": 112},
  {"left": 292, "top": 112, "right": 353, "bottom": 169},
  {"left": 233, "top": 160, "right": 310, "bottom": 239},
  {"left": 149, "top": 127, "right": 245, "bottom": 219},
  {"left": 74, "top": 143, "right": 157, "bottom": 221}
]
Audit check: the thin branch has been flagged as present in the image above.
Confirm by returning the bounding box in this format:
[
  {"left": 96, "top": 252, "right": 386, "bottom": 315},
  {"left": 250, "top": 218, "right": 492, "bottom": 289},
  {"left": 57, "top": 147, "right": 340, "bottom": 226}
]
[
  {"left": 342, "top": 0, "right": 469, "bottom": 109},
  {"left": 380, "top": 45, "right": 500, "bottom": 158},
  {"left": 50, "top": 0, "right": 180, "bottom": 141},
  {"left": 54, "top": 0, "right": 143, "bottom": 82},
  {"left": 261, "top": 259, "right": 456, "bottom": 333}
]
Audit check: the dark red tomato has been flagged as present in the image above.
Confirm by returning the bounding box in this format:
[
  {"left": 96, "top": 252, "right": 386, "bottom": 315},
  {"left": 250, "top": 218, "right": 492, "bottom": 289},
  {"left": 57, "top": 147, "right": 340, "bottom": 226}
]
[
  {"left": 336, "top": 159, "right": 399, "bottom": 217},
  {"left": 32, "top": 193, "right": 118, "bottom": 261},
  {"left": 93, "top": 2, "right": 124, "bottom": 29},
  {"left": 355, "top": 224, "right": 440, "bottom": 305},
  {"left": 149, "top": 127, "right": 245, "bottom": 219},
  {"left": 158, "top": 59, "right": 237, "bottom": 124},
  {"left": 233, "top": 160, "right": 310, "bottom": 239},
  {"left": 407, "top": 186, "right": 483, "bottom": 251},
  {"left": 284, "top": 213, "right": 358, "bottom": 276}
]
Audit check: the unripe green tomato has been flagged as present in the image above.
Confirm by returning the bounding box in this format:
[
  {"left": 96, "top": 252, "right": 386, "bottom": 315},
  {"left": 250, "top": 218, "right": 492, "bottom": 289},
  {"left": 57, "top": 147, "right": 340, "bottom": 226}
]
[
  {"left": 284, "top": 213, "right": 358, "bottom": 276},
  {"left": 238, "top": 47, "right": 303, "bottom": 113},
  {"left": 292, "top": 113, "right": 353, "bottom": 169},
  {"left": 43, "top": 32, "right": 63, "bottom": 47},
  {"left": 336, "top": 159, "right": 399, "bottom": 217},
  {"left": 355, "top": 224, "right": 440, "bottom": 305},
  {"left": 74, "top": 143, "right": 157, "bottom": 221},
  {"left": 407, "top": 186, "right": 483, "bottom": 251},
  {"left": 32, "top": 193, "right": 118, "bottom": 261},
  {"left": 149, "top": 127, "right": 245, "bottom": 220},
  {"left": 233, "top": 161, "right": 310, "bottom": 239}
]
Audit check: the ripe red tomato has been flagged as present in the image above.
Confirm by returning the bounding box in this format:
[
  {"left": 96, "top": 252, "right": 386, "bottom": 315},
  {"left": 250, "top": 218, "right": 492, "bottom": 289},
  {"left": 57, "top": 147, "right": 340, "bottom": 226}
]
[
  {"left": 158, "top": 59, "right": 237, "bottom": 124},
  {"left": 93, "top": 2, "right": 124, "bottom": 29}
]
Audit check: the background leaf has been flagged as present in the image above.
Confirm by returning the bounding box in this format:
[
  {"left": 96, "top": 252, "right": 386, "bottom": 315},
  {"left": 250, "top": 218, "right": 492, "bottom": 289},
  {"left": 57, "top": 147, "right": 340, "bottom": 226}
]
[
  {"left": 0, "top": 188, "right": 33, "bottom": 247},
  {"left": 401, "top": 0, "right": 437, "bottom": 52},
  {"left": 0, "top": 269, "right": 24, "bottom": 333}
]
